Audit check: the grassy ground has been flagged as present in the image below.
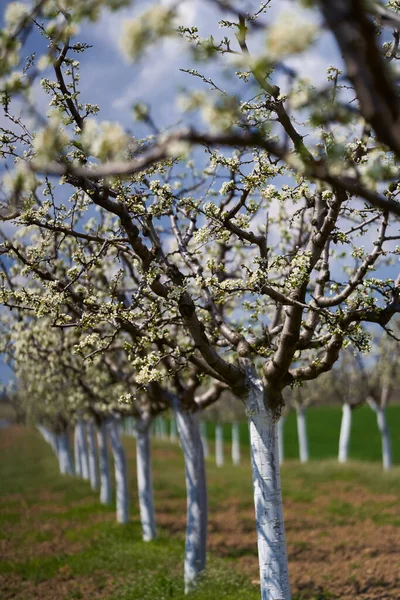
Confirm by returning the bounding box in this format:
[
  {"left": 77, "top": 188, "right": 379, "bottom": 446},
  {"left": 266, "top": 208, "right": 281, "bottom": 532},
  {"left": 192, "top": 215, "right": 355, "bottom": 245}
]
[
  {"left": 202, "top": 404, "right": 400, "bottom": 464},
  {"left": 1, "top": 426, "right": 400, "bottom": 599}
]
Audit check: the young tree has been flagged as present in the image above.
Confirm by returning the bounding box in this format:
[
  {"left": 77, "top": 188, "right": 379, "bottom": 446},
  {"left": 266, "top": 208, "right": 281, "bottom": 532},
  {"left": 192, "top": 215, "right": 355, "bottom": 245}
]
[
  {"left": 285, "top": 386, "right": 311, "bottom": 464},
  {"left": 356, "top": 332, "right": 399, "bottom": 470},
  {"left": 323, "top": 353, "right": 365, "bottom": 464}
]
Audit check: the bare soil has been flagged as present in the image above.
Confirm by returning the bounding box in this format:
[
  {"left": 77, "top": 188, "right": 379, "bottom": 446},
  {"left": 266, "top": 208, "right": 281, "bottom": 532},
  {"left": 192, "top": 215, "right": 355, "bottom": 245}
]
[
  {"left": 155, "top": 481, "right": 400, "bottom": 599},
  {"left": 2, "top": 429, "right": 400, "bottom": 599}
]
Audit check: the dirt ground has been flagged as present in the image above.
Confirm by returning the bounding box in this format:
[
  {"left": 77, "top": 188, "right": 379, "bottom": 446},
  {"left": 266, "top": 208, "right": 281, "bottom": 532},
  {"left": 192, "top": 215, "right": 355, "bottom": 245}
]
[
  {"left": 155, "top": 475, "right": 400, "bottom": 599},
  {"left": 2, "top": 428, "right": 400, "bottom": 600}
]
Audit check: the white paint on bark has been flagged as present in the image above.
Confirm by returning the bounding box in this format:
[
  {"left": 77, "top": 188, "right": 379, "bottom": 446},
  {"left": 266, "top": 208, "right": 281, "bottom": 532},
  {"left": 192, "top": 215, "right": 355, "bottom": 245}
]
[
  {"left": 75, "top": 420, "right": 90, "bottom": 480},
  {"left": 87, "top": 421, "right": 99, "bottom": 491},
  {"left": 74, "top": 424, "right": 82, "bottom": 477},
  {"left": 215, "top": 423, "right": 224, "bottom": 467},
  {"left": 277, "top": 417, "right": 285, "bottom": 465},
  {"left": 338, "top": 403, "right": 352, "bottom": 463},
  {"left": 296, "top": 407, "right": 309, "bottom": 463},
  {"left": 200, "top": 421, "right": 209, "bottom": 458},
  {"left": 57, "top": 432, "right": 74, "bottom": 476},
  {"left": 231, "top": 421, "right": 240, "bottom": 466},
  {"left": 246, "top": 379, "right": 291, "bottom": 600},
  {"left": 107, "top": 417, "right": 129, "bottom": 523},
  {"left": 173, "top": 401, "right": 207, "bottom": 593},
  {"left": 170, "top": 417, "right": 178, "bottom": 442},
  {"left": 37, "top": 425, "right": 58, "bottom": 456},
  {"left": 96, "top": 421, "right": 112, "bottom": 505},
  {"left": 160, "top": 417, "right": 167, "bottom": 440},
  {"left": 136, "top": 417, "right": 157, "bottom": 541},
  {"left": 368, "top": 399, "right": 392, "bottom": 470}
]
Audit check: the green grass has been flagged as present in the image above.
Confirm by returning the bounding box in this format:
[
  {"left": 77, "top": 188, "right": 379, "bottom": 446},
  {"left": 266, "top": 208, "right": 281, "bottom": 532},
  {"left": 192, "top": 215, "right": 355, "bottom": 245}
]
[
  {"left": 0, "top": 428, "right": 261, "bottom": 600},
  {"left": 2, "top": 426, "right": 400, "bottom": 600},
  {"left": 199, "top": 404, "right": 400, "bottom": 464}
]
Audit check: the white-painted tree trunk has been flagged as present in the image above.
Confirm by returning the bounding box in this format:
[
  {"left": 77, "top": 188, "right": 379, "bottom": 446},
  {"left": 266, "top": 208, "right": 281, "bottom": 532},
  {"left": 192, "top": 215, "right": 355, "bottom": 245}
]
[
  {"left": 74, "top": 424, "right": 82, "bottom": 477},
  {"left": 57, "top": 432, "right": 74, "bottom": 476},
  {"left": 368, "top": 399, "right": 392, "bottom": 470},
  {"left": 136, "top": 417, "right": 157, "bottom": 541},
  {"left": 160, "top": 417, "right": 167, "bottom": 440},
  {"left": 107, "top": 417, "right": 129, "bottom": 523},
  {"left": 75, "top": 420, "right": 90, "bottom": 480},
  {"left": 170, "top": 417, "right": 178, "bottom": 442},
  {"left": 87, "top": 421, "right": 99, "bottom": 491},
  {"left": 174, "top": 402, "right": 207, "bottom": 593},
  {"left": 277, "top": 416, "right": 285, "bottom": 465},
  {"left": 200, "top": 421, "right": 209, "bottom": 458},
  {"left": 96, "top": 421, "right": 112, "bottom": 505},
  {"left": 338, "top": 403, "right": 352, "bottom": 463},
  {"left": 125, "top": 417, "right": 134, "bottom": 437},
  {"left": 231, "top": 421, "right": 240, "bottom": 466},
  {"left": 215, "top": 423, "right": 224, "bottom": 467},
  {"left": 37, "top": 425, "right": 58, "bottom": 455},
  {"left": 246, "top": 379, "right": 291, "bottom": 600},
  {"left": 296, "top": 407, "right": 309, "bottom": 464}
]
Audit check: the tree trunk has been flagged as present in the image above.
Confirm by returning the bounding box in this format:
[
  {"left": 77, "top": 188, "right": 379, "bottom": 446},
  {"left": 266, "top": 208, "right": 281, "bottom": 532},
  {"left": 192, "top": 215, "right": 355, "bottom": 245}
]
[
  {"left": 160, "top": 417, "right": 167, "bottom": 440},
  {"left": 296, "top": 407, "right": 309, "bottom": 463},
  {"left": 75, "top": 420, "right": 90, "bottom": 480},
  {"left": 174, "top": 402, "right": 208, "bottom": 593},
  {"left": 231, "top": 421, "right": 240, "bottom": 466},
  {"left": 338, "top": 403, "right": 352, "bottom": 464},
  {"left": 96, "top": 421, "right": 112, "bottom": 505},
  {"left": 368, "top": 399, "right": 392, "bottom": 470},
  {"left": 127, "top": 417, "right": 136, "bottom": 437},
  {"left": 245, "top": 380, "right": 291, "bottom": 600},
  {"left": 170, "top": 417, "right": 178, "bottom": 442},
  {"left": 74, "top": 423, "right": 82, "bottom": 476},
  {"left": 200, "top": 421, "right": 209, "bottom": 458},
  {"left": 57, "top": 431, "right": 74, "bottom": 476},
  {"left": 37, "top": 425, "right": 58, "bottom": 456},
  {"left": 136, "top": 417, "right": 157, "bottom": 541},
  {"left": 277, "top": 416, "right": 285, "bottom": 465},
  {"left": 107, "top": 417, "right": 129, "bottom": 523},
  {"left": 87, "top": 421, "right": 99, "bottom": 491},
  {"left": 215, "top": 423, "right": 224, "bottom": 467}
]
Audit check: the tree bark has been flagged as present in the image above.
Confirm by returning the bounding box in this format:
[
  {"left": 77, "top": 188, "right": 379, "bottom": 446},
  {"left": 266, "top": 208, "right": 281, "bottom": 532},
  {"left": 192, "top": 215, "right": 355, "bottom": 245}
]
[
  {"left": 296, "top": 407, "right": 309, "bottom": 463},
  {"left": 96, "top": 421, "right": 112, "bottom": 505},
  {"left": 57, "top": 431, "right": 74, "bottom": 476},
  {"left": 245, "top": 379, "right": 291, "bottom": 600},
  {"left": 87, "top": 421, "right": 99, "bottom": 491},
  {"left": 107, "top": 417, "right": 129, "bottom": 523},
  {"left": 231, "top": 421, "right": 240, "bottom": 466},
  {"left": 136, "top": 417, "right": 157, "bottom": 540},
  {"left": 200, "top": 421, "right": 209, "bottom": 458},
  {"left": 74, "top": 423, "right": 82, "bottom": 476},
  {"left": 128, "top": 417, "right": 136, "bottom": 437},
  {"left": 174, "top": 402, "right": 208, "bottom": 593},
  {"left": 277, "top": 417, "right": 285, "bottom": 465},
  {"left": 338, "top": 403, "right": 352, "bottom": 463},
  {"left": 215, "top": 423, "right": 224, "bottom": 467},
  {"left": 75, "top": 420, "right": 90, "bottom": 480},
  {"left": 160, "top": 417, "right": 167, "bottom": 440},
  {"left": 170, "top": 417, "right": 178, "bottom": 442},
  {"left": 37, "top": 425, "right": 58, "bottom": 456},
  {"left": 368, "top": 399, "right": 392, "bottom": 470}
]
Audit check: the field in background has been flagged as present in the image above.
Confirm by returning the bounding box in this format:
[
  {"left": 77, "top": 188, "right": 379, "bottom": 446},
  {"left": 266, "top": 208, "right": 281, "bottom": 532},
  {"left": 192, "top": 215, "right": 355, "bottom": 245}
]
[
  {"left": 201, "top": 404, "right": 400, "bottom": 464},
  {"left": 1, "top": 426, "right": 400, "bottom": 599}
]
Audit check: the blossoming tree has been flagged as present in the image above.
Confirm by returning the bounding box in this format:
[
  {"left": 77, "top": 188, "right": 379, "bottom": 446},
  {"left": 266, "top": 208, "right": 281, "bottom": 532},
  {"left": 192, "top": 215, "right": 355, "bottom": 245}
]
[{"left": 1, "top": 2, "right": 400, "bottom": 599}]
